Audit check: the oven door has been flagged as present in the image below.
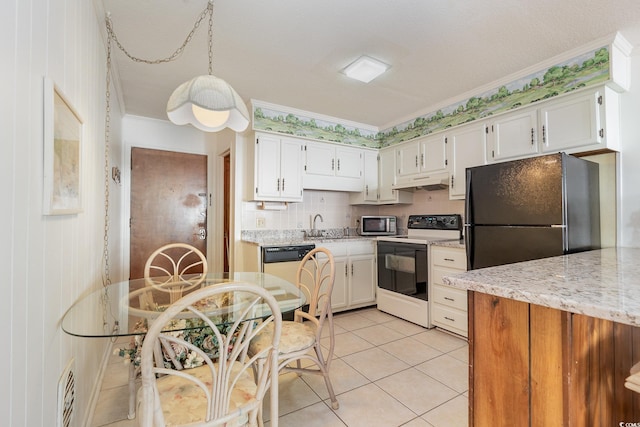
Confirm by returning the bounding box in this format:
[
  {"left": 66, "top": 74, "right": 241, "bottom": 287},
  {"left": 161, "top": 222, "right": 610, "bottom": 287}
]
[{"left": 376, "top": 240, "right": 428, "bottom": 300}]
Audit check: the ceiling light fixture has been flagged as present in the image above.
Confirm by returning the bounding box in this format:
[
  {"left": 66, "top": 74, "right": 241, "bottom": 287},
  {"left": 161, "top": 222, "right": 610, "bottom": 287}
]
[
  {"left": 343, "top": 55, "right": 390, "bottom": 83},
  {"left": 167, "top": 1, "right": 250, "bottom": 132}
]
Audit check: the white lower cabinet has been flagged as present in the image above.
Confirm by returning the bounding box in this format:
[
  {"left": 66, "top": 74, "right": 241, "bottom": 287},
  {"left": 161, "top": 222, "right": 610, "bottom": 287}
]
[
  {"left": 318, "top": 240, "right": 376, "bottom": 313},
  {"left": 430, "top": 245, "right": 468, "bottom": 337}
]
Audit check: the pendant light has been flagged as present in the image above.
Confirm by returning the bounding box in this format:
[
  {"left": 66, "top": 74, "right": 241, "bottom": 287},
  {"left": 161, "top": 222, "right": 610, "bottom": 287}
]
[{"left": 166, "top": 1, "right": 250, "bottom": 132}]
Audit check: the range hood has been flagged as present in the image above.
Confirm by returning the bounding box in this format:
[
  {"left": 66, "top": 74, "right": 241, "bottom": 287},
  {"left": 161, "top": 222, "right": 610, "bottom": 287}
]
[{"left": 392, "top": 173, "right": 450, "bottom": 191}]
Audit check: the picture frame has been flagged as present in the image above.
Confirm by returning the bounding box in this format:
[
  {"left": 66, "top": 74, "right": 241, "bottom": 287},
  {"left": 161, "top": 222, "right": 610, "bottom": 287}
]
[{"left": 43, "top": 77, "right": 83, "bottom": 215}]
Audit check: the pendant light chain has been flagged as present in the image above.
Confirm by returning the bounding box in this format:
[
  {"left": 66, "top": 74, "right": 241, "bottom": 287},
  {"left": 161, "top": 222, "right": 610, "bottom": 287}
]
[
  {"left": 208, "top": 1, "right": 214, "bottom": 75},
  {"left": 100, "top": 0, "right": 213, "bottom": 290},
  {"left": 102, "top": 20, "right": 114, "bottom": 334},
  {"left": 103, "top": 18, "right": 113, "bottom": 290},
  {"left": 105, "top": 2, "right": 212, "bottom": 66}
]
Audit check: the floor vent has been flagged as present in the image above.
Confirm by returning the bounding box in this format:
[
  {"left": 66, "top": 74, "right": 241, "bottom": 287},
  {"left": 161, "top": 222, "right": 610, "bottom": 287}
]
[{"left": 57, "top": 359, "right": 75, "bottom": 427}]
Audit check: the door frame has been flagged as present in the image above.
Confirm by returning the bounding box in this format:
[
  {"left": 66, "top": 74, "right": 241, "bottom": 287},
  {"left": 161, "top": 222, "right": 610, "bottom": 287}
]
[{"left": 118, "top": 117, "right": 234, "bottom": 279}]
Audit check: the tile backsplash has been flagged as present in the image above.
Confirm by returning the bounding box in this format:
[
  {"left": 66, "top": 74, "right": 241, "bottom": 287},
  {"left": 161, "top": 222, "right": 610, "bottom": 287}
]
[{"left": 242, "top": 189, "right": 464, "bottom": 232}]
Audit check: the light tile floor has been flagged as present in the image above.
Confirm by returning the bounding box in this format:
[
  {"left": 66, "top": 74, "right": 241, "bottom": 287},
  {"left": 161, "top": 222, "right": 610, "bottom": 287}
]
[{"left": 92, "top": 308, "right": 469, "bottom": 427}]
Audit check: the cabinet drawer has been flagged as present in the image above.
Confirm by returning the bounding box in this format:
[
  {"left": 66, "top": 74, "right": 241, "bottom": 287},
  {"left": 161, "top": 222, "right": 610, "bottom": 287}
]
[
  {"left": 317, "top": 243, "right": 348, "bottom": 257},
  {"left": 432, "top": 283, "right": 467, "bottom": 311},
  {"left": 431, "top": 247, "right": 466, "bottom": 269},
  {"left": 348, "top": 240, "right": 375, "bottom": 256},
  {"left": 432, "top": 304, "right": 468, "bottom": 336}
]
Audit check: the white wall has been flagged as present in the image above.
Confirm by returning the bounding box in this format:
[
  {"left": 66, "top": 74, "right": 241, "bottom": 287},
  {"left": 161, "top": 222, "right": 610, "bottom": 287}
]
[
  {"left": 2, "top": 0, "right": 124, "bottom": 425},
  {"left": 619, "top": 51, "right": 640, "bottom": 247}
]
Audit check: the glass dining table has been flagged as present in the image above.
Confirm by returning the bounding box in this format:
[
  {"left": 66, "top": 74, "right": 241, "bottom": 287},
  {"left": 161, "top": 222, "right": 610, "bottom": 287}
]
[{"left": 61, "top": 272, "right": 306, "bottom": 338}]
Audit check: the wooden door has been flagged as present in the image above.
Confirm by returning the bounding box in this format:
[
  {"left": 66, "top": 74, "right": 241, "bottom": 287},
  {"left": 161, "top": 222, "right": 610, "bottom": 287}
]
[{"left": 130, "top": 147, "right": 208, "bottom": 279}]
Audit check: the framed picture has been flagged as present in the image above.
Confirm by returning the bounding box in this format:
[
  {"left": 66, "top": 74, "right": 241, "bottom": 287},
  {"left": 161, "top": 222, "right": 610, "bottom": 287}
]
[{"left": 43, "top": 77, "right": 83, "bottom": 215}]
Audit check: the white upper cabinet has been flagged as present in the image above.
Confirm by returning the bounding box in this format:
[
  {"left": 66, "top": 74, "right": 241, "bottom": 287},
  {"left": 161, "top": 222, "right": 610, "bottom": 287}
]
[
  {"left": 540, "top": 86, "right": 619, "bottom": 154},
  {"left": 485, "top": 85, "right": 620, "bottom": 163},
  {"left": 396, "top": 139, "right": 422, "bottom": 177},
  {"left": 304, "top": 141, "right": 335, "bottom": 177},
  {"left": 421, "top": 134, "right": 448, "bottom": 174},
  {"left": 487, "top": 107, "right": 539, "bottom": 162},
  {"left": 349, "top": 149, "right": 379, "bottom": 204},
  {"left": 252, "top": 133, "right": 304, "bottom": 202},
  {"left": 303, "top": 140, "right": 363, "bottom": 191},
  {"left": 395, "top": 134, "right": 448, "bottom": 182},
  {"left": 335, "top": 145, "right": 364, "bottom": 179},
  {"left": 351, "top": 146, "right": 412, "bottom": 205},
  {"left": 449, "top": 123, "right": 487, "bottom": 199}
]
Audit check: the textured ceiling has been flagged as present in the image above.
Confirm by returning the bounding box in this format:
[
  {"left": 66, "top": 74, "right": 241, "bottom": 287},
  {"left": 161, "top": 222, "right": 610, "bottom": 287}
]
[{"left": 100, "top": 0, "right": 640, "bottom": 129}]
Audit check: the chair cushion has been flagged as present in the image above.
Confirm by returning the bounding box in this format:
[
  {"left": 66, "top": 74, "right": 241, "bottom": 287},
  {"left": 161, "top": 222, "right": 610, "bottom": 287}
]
[
  {"left": 250, "top": 321, "right": 315, "bottom": 356},
  {"left": 151, "top": 363, "right": 257, "bottom": 426}
]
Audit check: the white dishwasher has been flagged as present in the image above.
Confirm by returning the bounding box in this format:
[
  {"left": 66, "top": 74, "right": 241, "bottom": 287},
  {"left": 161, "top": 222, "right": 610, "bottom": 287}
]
[{"left": 261, "top": 244, "right": 316, "bottom": 285}]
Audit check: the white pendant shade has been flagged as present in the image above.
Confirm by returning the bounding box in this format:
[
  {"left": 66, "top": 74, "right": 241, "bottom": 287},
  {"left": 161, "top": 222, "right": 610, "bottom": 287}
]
[{"left": 167, "top": 74, "right": 250, "bottom": 132}]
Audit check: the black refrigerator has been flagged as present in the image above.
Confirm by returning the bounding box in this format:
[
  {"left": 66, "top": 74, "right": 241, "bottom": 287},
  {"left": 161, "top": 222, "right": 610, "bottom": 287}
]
[{"left": 465, "top": 152, "right": 601, "bottom": 270}]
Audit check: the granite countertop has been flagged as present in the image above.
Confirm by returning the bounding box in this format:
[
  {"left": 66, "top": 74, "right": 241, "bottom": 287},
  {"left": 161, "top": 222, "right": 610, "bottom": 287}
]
[
  {"left": 431, "top": 239, "right": 466, "bottom": 249},
  {"left": 241, "top": 229, "right": 376, "bottom": 247},
  {"left": 443, "top": 247, "right": 640, "bottom": 327}
]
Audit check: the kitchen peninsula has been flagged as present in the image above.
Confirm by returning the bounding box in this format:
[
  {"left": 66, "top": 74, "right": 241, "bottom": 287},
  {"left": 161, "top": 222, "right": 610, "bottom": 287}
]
[{"left": 444, "top": 247, "right": 640, "bottom": 426}]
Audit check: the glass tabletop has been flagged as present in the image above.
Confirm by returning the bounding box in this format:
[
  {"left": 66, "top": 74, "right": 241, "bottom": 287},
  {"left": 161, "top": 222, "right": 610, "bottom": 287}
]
[{"left": 61, "top": 272, "right": 306, "bottom": 338}]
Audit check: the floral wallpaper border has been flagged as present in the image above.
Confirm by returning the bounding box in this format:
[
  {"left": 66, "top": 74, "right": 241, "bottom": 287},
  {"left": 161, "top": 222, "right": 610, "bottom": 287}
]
[
  {"left": 252, "top": 105, "right": 380, "bottom": 148},
  {"left": 252, "top": 46, "right": 610, "bottom": 149}
]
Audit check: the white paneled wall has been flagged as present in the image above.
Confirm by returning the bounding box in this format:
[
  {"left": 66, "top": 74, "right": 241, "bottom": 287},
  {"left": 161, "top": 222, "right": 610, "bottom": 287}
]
[{"left": 2, "top": 1, "right": 124, "bottom": 426}]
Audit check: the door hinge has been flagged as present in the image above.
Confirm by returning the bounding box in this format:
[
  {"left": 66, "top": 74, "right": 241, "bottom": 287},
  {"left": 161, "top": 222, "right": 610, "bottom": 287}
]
[
  {"left": 129, "top": 217, "right": 132, "bottom": 228},
  {"left": 445, "top": 159, "right": 448, "bottom": 166},
  {"left": 445, "top": 137, "right": 448, "bottom": 144},
  {"left": 597, "top": 95, "right": 603, "bottom": 105},
  {"left": 599, "top": 128, "right": 605, "bottom": 138}
]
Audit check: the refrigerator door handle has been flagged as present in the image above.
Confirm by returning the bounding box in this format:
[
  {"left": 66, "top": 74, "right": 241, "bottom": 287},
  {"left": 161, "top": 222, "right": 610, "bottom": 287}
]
[{"left": 464, "top": 225, "right": 474, "bottom": 270}]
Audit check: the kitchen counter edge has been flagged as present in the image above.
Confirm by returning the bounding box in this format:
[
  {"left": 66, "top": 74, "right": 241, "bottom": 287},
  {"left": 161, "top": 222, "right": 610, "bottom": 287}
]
[
  {"left": 443, "top": 247, "right": 640, "bottom": 327},
  {"left": 242, "top": 235, "right": 377, "bottom": 247}
]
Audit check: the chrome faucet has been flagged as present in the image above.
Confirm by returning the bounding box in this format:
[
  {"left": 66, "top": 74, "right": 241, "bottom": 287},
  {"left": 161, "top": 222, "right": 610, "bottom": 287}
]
[
  {"left": 313, "top": 214, "right": 324, "bottom": 230},
  {"left": 306, "top": 214, "right": 324, "bottom": 238}
]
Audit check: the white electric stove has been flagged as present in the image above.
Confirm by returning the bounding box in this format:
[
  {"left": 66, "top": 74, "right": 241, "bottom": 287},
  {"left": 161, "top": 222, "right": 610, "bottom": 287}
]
[{"left": 376, "top": 214, "right": 462, "bottom": 327}]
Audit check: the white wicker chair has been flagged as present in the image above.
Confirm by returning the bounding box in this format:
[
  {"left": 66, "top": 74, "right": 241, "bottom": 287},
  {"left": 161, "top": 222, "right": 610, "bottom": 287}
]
[
  {"left": 249, "top": 247, "right": 339, "bottom": 411},
  {"left": 137, "top": 283, "right": 282, "bottom": 427},
  {"left": 126, "top": 242, "right": 209, "bottom": 419},
  {"left": 143, "top": 242, "right": 208, "bottom": 305}
]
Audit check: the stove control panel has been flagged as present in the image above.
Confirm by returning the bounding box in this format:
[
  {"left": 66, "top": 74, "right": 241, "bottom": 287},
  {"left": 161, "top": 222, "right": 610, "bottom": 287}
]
[{"left": 407, "top": 214, "right": 462, "bottom": 231}]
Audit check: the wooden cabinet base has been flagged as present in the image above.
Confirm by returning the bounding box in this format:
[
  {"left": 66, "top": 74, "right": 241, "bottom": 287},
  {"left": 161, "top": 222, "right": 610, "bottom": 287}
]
[{"left": 470, "top": 291, "right": 640, "bottom": 426}]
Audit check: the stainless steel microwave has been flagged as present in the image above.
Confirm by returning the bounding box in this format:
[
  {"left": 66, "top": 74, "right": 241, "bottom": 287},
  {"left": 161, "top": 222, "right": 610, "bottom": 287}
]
[{"left": 360, "top": 216, "right": 397, "bottom": 236}]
